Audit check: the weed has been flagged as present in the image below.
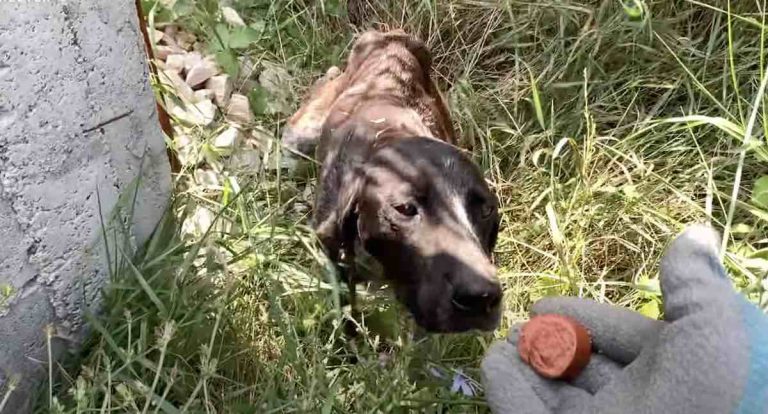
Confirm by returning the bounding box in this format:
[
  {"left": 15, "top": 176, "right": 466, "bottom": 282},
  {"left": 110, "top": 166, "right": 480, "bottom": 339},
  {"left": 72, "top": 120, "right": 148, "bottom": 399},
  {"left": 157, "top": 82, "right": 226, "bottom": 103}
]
[{"left": 47, "top": 1, "right": 768, "bottom": 412}]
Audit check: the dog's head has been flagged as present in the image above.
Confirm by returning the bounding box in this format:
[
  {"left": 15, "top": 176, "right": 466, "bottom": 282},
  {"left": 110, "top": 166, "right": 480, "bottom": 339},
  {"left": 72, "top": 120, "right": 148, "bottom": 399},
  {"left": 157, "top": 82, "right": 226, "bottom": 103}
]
[{"left": 324, "top": 137, "right": 502, "bottom": 332}]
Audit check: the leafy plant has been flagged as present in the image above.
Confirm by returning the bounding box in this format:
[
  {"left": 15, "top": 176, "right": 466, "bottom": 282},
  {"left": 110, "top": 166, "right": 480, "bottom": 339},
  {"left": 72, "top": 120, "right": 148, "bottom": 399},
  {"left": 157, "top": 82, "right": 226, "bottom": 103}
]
[{"left": 50, "top": 0, "right": 768, "bottom": 412}]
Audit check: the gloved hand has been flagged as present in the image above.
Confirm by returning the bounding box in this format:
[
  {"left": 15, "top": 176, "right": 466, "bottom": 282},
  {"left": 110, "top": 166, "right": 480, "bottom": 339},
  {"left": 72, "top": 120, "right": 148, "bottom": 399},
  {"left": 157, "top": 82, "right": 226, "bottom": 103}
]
[{"left": 482, "top": 224, "right": 768, "bottom": 413}]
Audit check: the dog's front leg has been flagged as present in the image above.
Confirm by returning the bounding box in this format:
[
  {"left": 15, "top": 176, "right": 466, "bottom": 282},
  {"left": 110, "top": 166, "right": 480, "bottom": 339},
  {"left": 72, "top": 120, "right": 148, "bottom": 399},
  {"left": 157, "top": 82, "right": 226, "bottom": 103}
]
[{"left": 282, "top": 67, "right": 346, "bottom": 157}]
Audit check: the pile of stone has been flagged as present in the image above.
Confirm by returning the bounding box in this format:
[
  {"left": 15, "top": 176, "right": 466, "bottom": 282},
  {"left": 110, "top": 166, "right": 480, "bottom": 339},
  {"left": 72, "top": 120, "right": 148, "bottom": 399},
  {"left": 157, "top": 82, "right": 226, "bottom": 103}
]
[
  {"left": 146, "top": 9, "right": 309, "bottom": 240},
  {"left": 148, "top": 20, "right": 269, "bottom": 176}
]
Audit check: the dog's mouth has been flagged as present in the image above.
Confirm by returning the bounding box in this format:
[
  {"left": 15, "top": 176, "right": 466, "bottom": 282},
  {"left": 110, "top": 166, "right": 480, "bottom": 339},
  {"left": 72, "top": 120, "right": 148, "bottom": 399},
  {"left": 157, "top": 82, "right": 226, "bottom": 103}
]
[
  {"left": 410, "top": 303, "right": 502, "bottom": 333},
  {"left": 354, "top": 236, "right": 502, "bottom": 333},
  {"left": 388, "top": 279, "right": 502, "bottom": 333}
]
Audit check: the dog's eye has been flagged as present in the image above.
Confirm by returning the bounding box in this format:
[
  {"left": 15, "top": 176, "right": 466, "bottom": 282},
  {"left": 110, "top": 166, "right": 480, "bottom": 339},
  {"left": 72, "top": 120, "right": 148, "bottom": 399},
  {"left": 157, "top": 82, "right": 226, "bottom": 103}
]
[
  {"left": 393, "top": 203, "right": 418, "bottom": 217},
  {"left": 469, "top": 191, "right": 494, "bottom": 218},
  {"left": 480, "top": 203, "right": 494, "bottom": 218}
]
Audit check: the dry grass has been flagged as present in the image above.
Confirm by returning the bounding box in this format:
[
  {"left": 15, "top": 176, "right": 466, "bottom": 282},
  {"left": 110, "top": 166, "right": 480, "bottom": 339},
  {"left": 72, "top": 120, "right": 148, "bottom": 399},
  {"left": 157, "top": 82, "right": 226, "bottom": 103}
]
[{"left": 34, "top": 0, "right": 768, "bottom": 412}]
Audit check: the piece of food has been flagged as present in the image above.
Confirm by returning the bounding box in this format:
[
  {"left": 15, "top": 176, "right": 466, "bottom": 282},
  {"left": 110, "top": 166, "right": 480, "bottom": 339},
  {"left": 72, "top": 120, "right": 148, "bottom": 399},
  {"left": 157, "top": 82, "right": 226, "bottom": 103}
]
[{"left": 517, "top": 314, "right": 592, "bottom": 380}]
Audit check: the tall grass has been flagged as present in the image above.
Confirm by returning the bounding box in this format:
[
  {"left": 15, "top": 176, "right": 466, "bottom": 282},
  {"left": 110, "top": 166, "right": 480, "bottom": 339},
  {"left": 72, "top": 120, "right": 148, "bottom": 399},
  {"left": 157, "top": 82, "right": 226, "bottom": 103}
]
[{"left": 42, "top": 0, "right": 768, "bottom": 412}]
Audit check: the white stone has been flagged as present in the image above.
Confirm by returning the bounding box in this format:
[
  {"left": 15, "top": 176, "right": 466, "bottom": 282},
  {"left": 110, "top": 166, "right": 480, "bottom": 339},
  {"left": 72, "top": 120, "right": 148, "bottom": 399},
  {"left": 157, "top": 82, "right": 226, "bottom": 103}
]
[
  {"left": 186, "top": 56, "right": 220, "bottom": 87},
  {"left": 162, "top": 24, "right": 178, "bottom": 40},
  {"left": 174, "top": 133, "right": 197, "bottom": 166},
  {"left": 183, "top": 51, "right": 202, "bottom": 73},
  {"left": 229, "top": 147, "right": 262, "bottom": 170},
  {"left": 213, "top": 126, "right": 242, "bottom": 154},
  {"left": 194, "top": 89, "right": 215, "bottom": 102},
  {"left": 171, "top": 99, "right": 217, "bottom": 126},
  {"left": 222, "top": 6, "right": 246, "bottom": 26},
  {"left": 225, "top": 94, "right": 254, "bottom": 124},
  {"left": 154, "top": 45, "right": 175, "bottom": 61},
  {"left": 175, "top": 30, "right": 197, "bottom": 51},
  {"left": 159, "top": 69, "right": 195, "bottom": 102},
  {"left": 258, "top": 62, "right": 292, "bottom": 114},
  {"left": 165, "top": 54, "right": 186, "bottom": 73},
  {"left": 194, "top": 169, "right": 221, "bottom": 187},
  {"left": 181, "top": 205, "right": 216, "bottom": 238},
  {"left": 158, "top": 35, "right": 186, "bottom": 55},
  {"left": 149, "top": 27, "right": 164, "bottom": 44},
  {"left": 205, "top": 74, "right": 233, "bottom": 107}
]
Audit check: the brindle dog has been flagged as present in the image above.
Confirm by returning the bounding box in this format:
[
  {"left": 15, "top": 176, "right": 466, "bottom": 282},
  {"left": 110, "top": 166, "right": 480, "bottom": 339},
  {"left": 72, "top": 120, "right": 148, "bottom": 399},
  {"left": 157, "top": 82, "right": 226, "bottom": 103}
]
[{"left": 283, "top": 30, "right": 502, "bottom": 333}]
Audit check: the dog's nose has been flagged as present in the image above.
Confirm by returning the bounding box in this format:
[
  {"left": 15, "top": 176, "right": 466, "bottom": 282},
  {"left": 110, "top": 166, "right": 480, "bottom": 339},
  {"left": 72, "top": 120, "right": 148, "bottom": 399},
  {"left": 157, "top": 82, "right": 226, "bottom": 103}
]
[{"left": 451, "top": 278, "right": 502, "bottom": 314}]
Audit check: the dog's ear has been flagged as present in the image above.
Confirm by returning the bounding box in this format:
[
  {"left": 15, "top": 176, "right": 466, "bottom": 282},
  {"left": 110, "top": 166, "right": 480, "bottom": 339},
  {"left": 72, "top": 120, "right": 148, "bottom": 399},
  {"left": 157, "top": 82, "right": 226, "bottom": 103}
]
[
  {"left": 400, "top": 34, "right": 432, "bottom": 76},
  {"left": 385, "top": 30, "right": 432, "bottom": 76},
  {"left": 313, "top": 165, "right": 364, "bottom": 261}
]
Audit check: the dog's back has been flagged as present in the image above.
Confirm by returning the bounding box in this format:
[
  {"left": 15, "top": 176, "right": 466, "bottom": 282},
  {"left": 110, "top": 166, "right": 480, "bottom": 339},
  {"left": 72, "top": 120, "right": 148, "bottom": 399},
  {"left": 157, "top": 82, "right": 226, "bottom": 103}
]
[{"left": 317, "top": 30, "right": 455, "bottom": 162}]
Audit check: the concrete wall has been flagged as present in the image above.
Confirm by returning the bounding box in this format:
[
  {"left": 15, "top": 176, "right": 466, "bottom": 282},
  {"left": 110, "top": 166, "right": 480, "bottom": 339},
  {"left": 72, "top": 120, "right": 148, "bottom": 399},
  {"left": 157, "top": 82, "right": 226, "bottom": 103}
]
[{"left": 0, "top": 0, "right": 171, "bottom": 411}]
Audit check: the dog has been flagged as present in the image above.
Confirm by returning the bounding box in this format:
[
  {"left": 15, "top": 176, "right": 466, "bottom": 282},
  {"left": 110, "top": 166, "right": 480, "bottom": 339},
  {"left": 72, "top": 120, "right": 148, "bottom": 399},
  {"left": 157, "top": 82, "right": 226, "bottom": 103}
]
[{"left": 282, "top": 30, "right": 502, "bottom": 333}]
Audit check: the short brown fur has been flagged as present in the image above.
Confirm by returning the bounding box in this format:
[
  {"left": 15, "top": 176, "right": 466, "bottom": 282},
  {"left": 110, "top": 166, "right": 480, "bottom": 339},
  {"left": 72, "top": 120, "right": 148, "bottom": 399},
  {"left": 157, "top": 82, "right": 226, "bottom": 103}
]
[{"left": 283, "top": 30, "right": 502, "bottom": 333}]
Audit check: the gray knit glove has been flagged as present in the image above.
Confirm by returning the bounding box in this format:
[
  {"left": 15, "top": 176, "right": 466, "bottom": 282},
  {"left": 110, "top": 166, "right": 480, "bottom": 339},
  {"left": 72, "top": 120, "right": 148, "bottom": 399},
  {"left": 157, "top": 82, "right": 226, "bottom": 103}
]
[{"left": 482, "top": 225, "right": 768, "bottom": 413}]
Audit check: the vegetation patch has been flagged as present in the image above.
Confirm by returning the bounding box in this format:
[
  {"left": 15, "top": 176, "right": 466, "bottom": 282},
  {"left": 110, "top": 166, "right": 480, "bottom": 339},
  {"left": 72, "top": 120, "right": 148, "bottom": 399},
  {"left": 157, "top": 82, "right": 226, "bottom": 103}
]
[{"left": 39, "top": 1, "right": 768, "bottom": 412}]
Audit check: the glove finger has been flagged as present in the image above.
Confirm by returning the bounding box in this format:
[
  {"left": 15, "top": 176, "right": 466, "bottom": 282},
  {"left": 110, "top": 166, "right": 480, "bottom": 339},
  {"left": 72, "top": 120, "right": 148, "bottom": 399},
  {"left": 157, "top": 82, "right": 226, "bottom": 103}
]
[
  {"left": 532, "top": 297, "right": 665, "bottom": 364},
  {"left": 660, "top": 224, "right": 735, "bottom": 321},
  {"left": 482, "top": 325, "right": 593, "bottom": 413},
  {"left": 482, "top": 340, "right": 552, "bottom": 414},
  {"left": 570, "top": 353, "right": 623, "bottom": 394},
  {"left": 483, "top": 324, "right": 591, "bottom": 413}
]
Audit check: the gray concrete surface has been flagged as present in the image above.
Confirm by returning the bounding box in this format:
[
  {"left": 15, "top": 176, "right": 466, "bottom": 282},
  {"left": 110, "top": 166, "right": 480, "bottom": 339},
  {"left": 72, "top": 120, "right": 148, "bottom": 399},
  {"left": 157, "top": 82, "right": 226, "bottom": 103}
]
[{"left": 0, "top": 0, "right": 171, "bottom": 411}]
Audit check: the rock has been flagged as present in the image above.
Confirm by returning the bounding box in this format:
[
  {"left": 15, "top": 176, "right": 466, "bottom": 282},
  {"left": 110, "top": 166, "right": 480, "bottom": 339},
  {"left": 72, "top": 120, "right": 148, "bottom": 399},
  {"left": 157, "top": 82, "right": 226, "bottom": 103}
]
[
  {"left": 163, "top": 24, "right": 179, "bottom": 40},
  {"left": 229, "top": 147, "right": 262, "bottom": 170},
  {"left": 186, "top": 56, "right": 220, "bottom": 87},
  {"left": 258, "top": 62, "right": 292, "bottom": 114},
  {"left": 238, "top": 56, "right": 257, "bottom": 80},
  {"left": 175, "top": 30, "right": 197, "bottom": 51},
  {"left": 249, "top": 127, "right": 274, "bottom": 153},
  {"left": 194, "top": 169, "right": 221, "bottom": 189},
  {"left": 194, "top": 89, "right": 215, "bottom": 102},
  {"left": 205, "top": 75, "right": 233, "bottom": 107},
  {"left": 165, "top": 54, "right": 185, "bottom": 73},
  {"left": 222, "top": 6, "right": 246, "bottom": 27},
  {"left": 183, "top": 51, "right": 202, "bottom": 73},
  {"left": 259, "top": 62, "right": 291, "bottom": 89},
  {"left": 171, "top": 99, "right": 217, "bottom": 126},
  {"left": 153, "top": 59, "right": 167, "bottom": 70},
  {"left": 148, "top": 27, "right": 164, "bottom": 44},
  {"left": 174, "top": 133, "right": 197, "bottom": 166},
  {"left": 225, "top": 94, "right": 253, "bottom": 124},
  {"left": 159, "top": 69, "right": 195, "bottom": 102},
  {"left": 181, "top": 205, "right": 216, "bottom": 238},
  {"left": 192, "top": 41, "right": 206, "bottom": 53},
  {"left": 159, "top": 35, "right": 186, "bottom": 55},
  {"left": 154, "top": 45, "right": 175, "bottom": 61},
  {"left": 213, "top": 126, "right": 242, "bottom": 154}
]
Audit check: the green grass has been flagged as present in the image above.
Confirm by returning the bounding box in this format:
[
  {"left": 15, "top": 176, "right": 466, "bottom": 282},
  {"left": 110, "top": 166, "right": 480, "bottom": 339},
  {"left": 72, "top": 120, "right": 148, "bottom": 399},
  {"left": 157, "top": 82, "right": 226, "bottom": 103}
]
[{"left": 38, "top": 0, "right": 768, "bottom": 412}]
